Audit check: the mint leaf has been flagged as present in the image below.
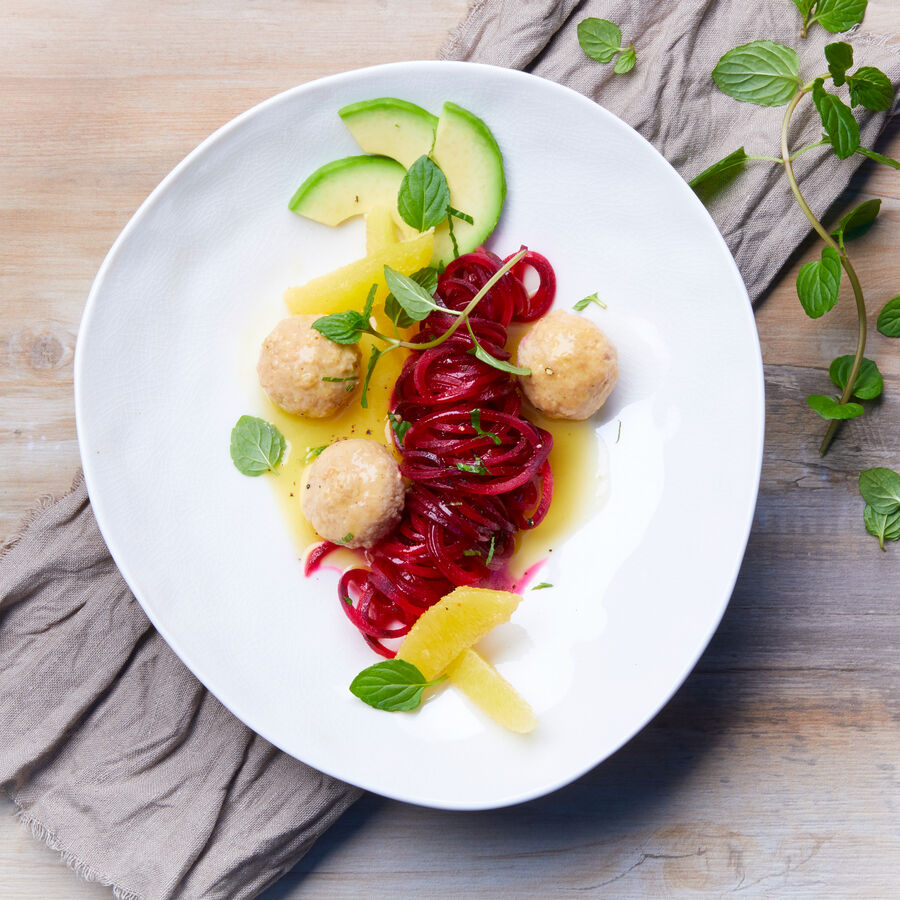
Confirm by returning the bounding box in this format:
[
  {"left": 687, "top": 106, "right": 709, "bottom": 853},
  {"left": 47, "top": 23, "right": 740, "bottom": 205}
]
[
  {"left": 876, "top": 297, "right": 900, "bottom": 337},
  {"left": 846, "top": 66, "right": 893, "bottom": 111},
  {"left": 577, "top": 18, "right": 623, "bottom": 63},
  {"left": 855, "top": 146, "right": 900, "bottom": 170},
  {"left": 807, "top": 395, "right": 865, "bottom": 420},
  {"left": 384, "top": 293, "right": 415, "bottom": 329},
  {"left": 859, "top": 468, "right": 900, "bottom": 514},
  {"left": 349, "top": 659, "right": 445, "bottom": 711},
  {"left": 304, "top": 444, "right": 328, "bottom": 463},
  {"left": 864, "top": 505, "right": 900, "bottom": 550},
  {"left": 485, "top": 535, "right": 496, "bottom": 566},
  {"left": 471, "top": 408, "right": 501, "bottom": 445},
  {"left": 812, "top": 79, "right": 860, "bottom": 159},
  {"left": 385, "top": 267, "right": 439, "bottom": 329},
  {"left": 796, "top": 246, "right": 842, "bottom": 318},
  {"left": 824, "top": 41, "right": 853, "bottom": 86},
  {"left": 811, "top": 0, "right": 868, "bottom": 33},
  {"left": 689, "top": 146, "right": 748, "bottom": 202},
  {"left": 384, "top": 265, "right": 441, "bottom": 322},
  {"left": 230, "top": 415, "right": 285, "bottom": 476},
  {"left": 831, "top": 198, "right": 880, "bottom": 249},
  {"left": 828, "top": 355, "right": 883, "bottom": 399},
  {"left": 712, "top": 41, "right": 800, "bottom": 107},
  {"left": 362, "top": 283, "right": 377, "bottom": 320},
  {"left": 573, "top": 292, "right": 607, "bottom": 311},
  {"left": 457, "top": 455, "right": 490, "bottom": 475},
  {"left": 471, "top": 342, "right": 531, "bottom": 376},
  {"left": 397, "top": 155, "right": 450, "bottom": 232},
  {"left": 360, "top": 345, "right": 382, "bottom": 410},
  {"left": 387, "top": 411, "right": 411, "bottom": 445},
  {"left": 532, "top": 582, "right": 553, "bottom": 590},
  {"left": 312, "top": 310, "right": 369, "bottom": 345},
  {"left": 614, "top": 46, "right": 637, "bottom": 74},
  {"left": 791, "top": 0, "right": 817, "bottom": 15}
]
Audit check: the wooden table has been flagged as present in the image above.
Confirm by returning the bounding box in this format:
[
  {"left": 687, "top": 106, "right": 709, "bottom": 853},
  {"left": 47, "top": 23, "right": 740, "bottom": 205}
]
[{"left": 2, "top": 2, "right": 898, "bottom": 896}]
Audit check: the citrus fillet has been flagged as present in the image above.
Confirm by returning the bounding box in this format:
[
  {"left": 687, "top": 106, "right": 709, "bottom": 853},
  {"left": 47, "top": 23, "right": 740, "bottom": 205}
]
[
  {"left": 396, "top": 585, "right": 521, "bottom": 681},
  {"left": 446, "top": 648, "right": 536, "bottom": 734},
  {"left": 365, "top": 205, "right": 398, "bottom": 255},
  {"left": 283, "top": 230, "right": 433, "bottom": 318}
]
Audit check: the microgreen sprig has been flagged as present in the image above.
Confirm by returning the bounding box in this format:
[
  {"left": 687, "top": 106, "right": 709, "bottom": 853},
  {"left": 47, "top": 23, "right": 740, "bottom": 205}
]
[{"left": 312, "top": 248, "right": 531, "bottom": 408}]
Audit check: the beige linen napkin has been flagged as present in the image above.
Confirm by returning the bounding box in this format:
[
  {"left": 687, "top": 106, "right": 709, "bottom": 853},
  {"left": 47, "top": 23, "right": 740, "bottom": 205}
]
[
  {"left": 443, "top": 0, "right": 900, "bottom": 302},
  {"left": 0, "top": 475, "right": 361, "bottom": 900},
  {"left": 1, "top": 4, "right": 898, "bottom": 900}
]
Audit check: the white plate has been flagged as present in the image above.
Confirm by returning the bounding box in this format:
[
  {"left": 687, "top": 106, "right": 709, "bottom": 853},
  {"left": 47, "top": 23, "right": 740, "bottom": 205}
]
[{"left": 75, "top": 61, "right": 763, "bottom": 810}]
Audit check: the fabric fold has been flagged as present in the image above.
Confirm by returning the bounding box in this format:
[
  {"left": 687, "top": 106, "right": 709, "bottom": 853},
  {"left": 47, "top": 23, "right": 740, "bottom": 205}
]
[{"left": 0, "top": 476, "right": 361, "bottom": 900}]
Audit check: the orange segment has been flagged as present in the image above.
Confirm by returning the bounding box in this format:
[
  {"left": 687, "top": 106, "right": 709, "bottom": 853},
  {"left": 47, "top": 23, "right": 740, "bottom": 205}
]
[
  {"left": 365, "top": 205, "right": 399, "bottom": 255},
  {"left": 284, "top": 230, "right": 433, "bottom": 318},
  {"left": 446, "top": 648, "right": 536, "bottom": 734},
  {"left": 396, "top": 586, "right": 521, "bottom": 681}
]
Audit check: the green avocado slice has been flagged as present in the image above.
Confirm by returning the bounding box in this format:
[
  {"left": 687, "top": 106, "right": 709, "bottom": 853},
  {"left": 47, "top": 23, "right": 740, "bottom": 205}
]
[
  {"left": 338, "top": 98, "right": 438, "bottom": 169},
  {"left": 430, "top": 102, "right": 506, "bottom": 265},
  {"left": 288, "top": 155, "right": 407, "bottom": 228}
]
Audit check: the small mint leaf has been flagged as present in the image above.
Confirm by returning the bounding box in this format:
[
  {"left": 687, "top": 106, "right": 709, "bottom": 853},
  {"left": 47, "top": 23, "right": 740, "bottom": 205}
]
[
  {"left": 828, "top": 356, "right": 883, "bottom": 400},
  {"left": 876, "top": 296, "right": 900, "bottom": 337},
  {"left": 397, "top": 156, "right": 450, "bottom": 232},
  {"left": 796, "top": 246, "right": 842, "bottom": 318},
  {"left": 806, "top": 395, "right": 864, "bottom": 420},
  {"left": 858, "top": 468, "right": 900, "bottom": 514},
  {"left": 230, "top": 415, "right": 285, "bottom": 476}
]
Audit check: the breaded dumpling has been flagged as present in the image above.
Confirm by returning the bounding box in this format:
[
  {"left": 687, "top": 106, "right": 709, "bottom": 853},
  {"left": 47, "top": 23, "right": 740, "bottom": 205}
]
[
  {"left": 516, "top": 309, "right": 618, "bottom": 420},
  {"left": 258, "top": 315, "right": 359, "bottom": 418},
  {"left": 302, "top": 439, "right": 405, "bottom": 548}
]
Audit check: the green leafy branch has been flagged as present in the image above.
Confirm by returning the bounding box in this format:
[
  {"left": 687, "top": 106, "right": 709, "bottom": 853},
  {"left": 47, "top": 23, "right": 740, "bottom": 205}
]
[{"left": 690, "top": 25, "right": 898, "bottom": 457}]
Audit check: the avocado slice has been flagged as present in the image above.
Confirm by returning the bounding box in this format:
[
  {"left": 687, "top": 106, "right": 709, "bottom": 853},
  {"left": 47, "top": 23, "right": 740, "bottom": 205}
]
[
  {"left": 430, "top": 102, "right": 506, "bottom": 264},
  {"left": 338, "top": 98, "right": 438, "bottom": 169},
  {"left": 289, "top": 155, "right": 408, "bottom": 229}
]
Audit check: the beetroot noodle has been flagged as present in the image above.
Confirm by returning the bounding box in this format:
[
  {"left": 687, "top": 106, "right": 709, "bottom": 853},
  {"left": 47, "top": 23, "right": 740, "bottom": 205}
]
[{"left": 306, "top": 246, "right": 556, "bottom": 657}]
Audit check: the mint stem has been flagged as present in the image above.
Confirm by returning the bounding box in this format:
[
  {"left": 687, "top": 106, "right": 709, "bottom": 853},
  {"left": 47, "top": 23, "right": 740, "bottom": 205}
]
[{"left": 779, "top": 87, "right": 868, "bottom": 457}]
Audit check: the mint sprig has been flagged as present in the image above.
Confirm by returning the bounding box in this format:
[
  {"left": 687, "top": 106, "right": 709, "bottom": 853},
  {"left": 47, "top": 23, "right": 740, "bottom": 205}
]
[
  {"left": 577, "top": 18, "right": 637, "bottom": 73},
  {"left": 692, "top": 8, "right": 893, "bottom": 460},
  {"left": 573, "top": 292, "right": 607, "bottom": 312}
]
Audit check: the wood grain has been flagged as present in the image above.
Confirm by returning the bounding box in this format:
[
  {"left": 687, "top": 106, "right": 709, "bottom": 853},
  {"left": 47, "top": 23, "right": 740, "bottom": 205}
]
[{"left": 2, "top": 1, "right": 899, "bottom": 898}]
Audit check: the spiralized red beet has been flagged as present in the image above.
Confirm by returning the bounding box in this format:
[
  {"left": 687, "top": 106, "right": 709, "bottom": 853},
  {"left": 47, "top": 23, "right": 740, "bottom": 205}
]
[{"left": 308, "top": 246, "right": 557, "bottom": 657}]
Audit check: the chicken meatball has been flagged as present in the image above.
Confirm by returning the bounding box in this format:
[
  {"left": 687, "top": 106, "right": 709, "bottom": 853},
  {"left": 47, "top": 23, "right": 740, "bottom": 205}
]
[
  {"left": 257, "top": 315, "right": 359, "bottom": 418},
  {"left": 516, "top": 309, "right": 618, "bottom": 420},
  {"left": 302, "top": 439, "right": 405, "bottom": 548}
]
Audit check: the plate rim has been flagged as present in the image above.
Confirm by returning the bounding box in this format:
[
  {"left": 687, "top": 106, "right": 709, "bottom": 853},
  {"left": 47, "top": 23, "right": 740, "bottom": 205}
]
[{"left": 74, "top": 59, "right": 765, "bottom": 810}]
